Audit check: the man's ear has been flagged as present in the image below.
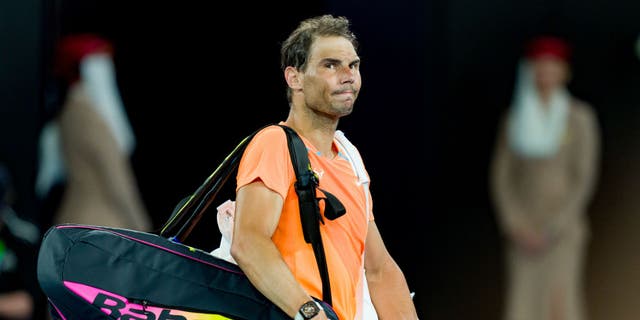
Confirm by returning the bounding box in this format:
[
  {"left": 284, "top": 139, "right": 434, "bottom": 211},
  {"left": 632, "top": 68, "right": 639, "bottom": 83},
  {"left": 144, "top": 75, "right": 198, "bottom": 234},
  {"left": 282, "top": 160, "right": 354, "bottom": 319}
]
[{"left": 284, "top": 66, "right": 302, "bottom": 90}]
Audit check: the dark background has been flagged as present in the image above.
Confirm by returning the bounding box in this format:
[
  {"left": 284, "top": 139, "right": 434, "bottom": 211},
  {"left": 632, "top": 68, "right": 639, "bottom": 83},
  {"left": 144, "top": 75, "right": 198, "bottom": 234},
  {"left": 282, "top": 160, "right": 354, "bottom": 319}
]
[{"left": 2, "top": 0, "right": 640, "bottom": 319}]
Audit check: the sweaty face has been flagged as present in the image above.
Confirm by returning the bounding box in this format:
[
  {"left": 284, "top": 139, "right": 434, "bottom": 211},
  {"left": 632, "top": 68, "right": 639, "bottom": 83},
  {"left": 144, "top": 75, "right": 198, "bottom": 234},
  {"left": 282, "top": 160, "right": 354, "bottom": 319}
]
[
  {"left": 531, "top": 55, "right": 569, "bottom": 93},
  {"left": 299, "top": 36, "right": 361, "bottom": 118}
]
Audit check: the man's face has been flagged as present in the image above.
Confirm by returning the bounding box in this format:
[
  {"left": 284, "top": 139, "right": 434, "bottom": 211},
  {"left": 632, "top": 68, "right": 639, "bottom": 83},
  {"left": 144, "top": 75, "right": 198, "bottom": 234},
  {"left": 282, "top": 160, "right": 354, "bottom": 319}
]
[
  {"left": 531, "top": 55, "right": 569, "bottom": 93},
  {"left": 299, "top": 36, "right": 361, "bottom": 118}
]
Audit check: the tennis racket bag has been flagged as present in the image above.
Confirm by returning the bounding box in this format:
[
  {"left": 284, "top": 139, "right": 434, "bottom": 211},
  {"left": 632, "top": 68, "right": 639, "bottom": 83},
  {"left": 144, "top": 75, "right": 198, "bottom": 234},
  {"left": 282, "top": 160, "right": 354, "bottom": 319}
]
[
  {"left": 36, "top": 125, "right": 339, "bottom": 320},
  {"left": 37, "top": 223, "right": 305, "bottom": 319}
]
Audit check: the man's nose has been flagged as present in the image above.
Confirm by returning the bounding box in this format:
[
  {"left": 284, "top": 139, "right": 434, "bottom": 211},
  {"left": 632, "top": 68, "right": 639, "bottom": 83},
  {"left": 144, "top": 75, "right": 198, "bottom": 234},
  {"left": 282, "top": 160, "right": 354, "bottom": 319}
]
[{"left": 339, "top": 66, "right": 356, "bottom": 83}]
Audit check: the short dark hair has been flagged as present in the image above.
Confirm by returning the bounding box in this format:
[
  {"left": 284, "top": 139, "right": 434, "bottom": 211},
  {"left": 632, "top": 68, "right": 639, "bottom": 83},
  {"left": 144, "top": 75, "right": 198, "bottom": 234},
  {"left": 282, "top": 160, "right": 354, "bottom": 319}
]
[{"left": 280, "top": 14, "right": 358, "bottom": 101}]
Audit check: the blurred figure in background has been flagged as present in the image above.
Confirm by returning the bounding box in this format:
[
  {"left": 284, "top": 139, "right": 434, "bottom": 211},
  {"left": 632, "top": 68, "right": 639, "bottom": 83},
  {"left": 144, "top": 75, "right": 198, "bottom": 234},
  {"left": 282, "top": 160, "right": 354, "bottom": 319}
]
[
  {"left": 490, "top": 36, "right": 601, "bottom": 320},
  {"left": 36, "top": 34, "right": 152, "bottom": 231},
  {"left": 0, "top": 163, "right": 41, "bottom": 320}
]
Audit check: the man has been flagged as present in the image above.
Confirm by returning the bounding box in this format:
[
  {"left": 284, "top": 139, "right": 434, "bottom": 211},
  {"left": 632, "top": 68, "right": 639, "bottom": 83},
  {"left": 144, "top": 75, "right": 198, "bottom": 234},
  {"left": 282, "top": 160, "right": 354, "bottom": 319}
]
[
  {"left": 490, "top": 36, "right": 600, "bottom": 320},
  {"left": 230, "top": 14, "right": 418, "bottom": 320}
]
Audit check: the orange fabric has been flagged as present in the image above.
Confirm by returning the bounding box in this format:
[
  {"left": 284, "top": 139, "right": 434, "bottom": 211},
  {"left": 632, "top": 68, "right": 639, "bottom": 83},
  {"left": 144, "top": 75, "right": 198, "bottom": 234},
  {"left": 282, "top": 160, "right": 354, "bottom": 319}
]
[{"left": 236, "top": 125, "right": 373, "bottom": 320}]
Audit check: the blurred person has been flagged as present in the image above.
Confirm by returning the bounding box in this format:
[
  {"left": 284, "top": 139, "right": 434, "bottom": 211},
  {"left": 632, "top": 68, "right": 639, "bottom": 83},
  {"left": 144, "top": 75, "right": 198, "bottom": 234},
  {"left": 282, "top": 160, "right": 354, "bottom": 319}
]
[
  {"left": 230, "top": 14, "right": 418, "bottom": 320},
  {"left": 0, "top": 163, "right": 41, "bottom": 320},
  {"left": 490, "top": 36, "right": 601, "bottom": 320},
  {"left": 36, "top": 33, "right": 152, "bottom": 231}
]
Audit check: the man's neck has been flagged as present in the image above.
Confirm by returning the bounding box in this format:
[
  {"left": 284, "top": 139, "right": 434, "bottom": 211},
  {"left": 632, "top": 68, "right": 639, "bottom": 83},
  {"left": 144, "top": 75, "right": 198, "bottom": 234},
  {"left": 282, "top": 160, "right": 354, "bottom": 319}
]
[{"left": 284, "top": 109, "right": 338, "bottom": 159}]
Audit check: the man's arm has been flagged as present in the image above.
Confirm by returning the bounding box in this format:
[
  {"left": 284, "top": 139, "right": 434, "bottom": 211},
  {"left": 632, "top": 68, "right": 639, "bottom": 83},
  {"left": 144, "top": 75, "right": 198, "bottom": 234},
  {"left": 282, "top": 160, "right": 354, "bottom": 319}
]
[
  {"left": 231, "top": 181, "right": 327, "bottom": 319},
  {"left": 364, "top": 221, "right": 418, "bottom": 319}
]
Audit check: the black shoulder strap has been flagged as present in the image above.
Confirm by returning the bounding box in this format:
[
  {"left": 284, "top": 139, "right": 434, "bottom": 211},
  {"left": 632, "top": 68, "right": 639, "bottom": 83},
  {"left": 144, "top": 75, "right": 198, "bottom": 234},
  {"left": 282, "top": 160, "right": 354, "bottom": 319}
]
[
  {"left": 278, "top": 124, "right": 333, "bottom": 306},
  {"left": 159, "top": 124, "right": 335, "bottom": 305}
]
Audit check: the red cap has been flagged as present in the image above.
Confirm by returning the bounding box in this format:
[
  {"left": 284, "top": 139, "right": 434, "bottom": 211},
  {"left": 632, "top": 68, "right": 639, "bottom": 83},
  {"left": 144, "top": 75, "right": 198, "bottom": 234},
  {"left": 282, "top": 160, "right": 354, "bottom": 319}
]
[
  {"left": 525, "top": 36, "right": 571, "bottom": 61},
  {"left": 55, "top": 33, "right": 113, "bottom": 83}
]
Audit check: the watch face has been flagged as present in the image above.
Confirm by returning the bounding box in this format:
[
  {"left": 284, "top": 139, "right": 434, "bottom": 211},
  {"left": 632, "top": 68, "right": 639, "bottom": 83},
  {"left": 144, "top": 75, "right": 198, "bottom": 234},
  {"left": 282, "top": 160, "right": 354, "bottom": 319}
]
[{"left": 300, "top": 300, "right": 320, "bottom": 318}]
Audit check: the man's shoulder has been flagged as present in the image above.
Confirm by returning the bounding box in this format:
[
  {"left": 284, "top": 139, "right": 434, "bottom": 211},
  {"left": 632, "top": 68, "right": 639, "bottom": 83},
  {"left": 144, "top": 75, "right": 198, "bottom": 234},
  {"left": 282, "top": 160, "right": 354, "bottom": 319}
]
[
  {"left": 251, "top": 124, "right": 288, "bottom": 143},
  {"left": 240, "top": 124, "right": 291, "bottom": 162}
]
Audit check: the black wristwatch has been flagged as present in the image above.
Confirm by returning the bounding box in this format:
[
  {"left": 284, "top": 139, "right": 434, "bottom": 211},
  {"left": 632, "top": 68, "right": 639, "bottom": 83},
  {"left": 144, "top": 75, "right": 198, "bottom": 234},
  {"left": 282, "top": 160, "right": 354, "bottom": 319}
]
[{"left": 295, "top": 300, "right": 323, "bottom": 319}]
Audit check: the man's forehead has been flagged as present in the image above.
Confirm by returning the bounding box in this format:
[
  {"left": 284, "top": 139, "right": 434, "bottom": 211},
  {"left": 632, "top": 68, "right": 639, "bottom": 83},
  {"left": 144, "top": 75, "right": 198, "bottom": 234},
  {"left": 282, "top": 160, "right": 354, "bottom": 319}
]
[{"left": 308, "top": 36, "right": 358, "bottom": 61}]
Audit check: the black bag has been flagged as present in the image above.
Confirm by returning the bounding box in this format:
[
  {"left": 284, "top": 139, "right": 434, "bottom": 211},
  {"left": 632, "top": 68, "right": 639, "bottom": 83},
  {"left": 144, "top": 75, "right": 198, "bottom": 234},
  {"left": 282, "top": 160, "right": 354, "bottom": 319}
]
[{"left": 36, "top": 125, "right": 340, "bottom": 320}]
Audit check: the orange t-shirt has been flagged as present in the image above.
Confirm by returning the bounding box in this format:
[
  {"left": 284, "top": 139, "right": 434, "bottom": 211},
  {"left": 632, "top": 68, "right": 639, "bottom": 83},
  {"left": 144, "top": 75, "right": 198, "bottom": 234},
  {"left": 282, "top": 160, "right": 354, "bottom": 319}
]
[{"left": 236, "top": 125, "right": 374, "bottom": 320}]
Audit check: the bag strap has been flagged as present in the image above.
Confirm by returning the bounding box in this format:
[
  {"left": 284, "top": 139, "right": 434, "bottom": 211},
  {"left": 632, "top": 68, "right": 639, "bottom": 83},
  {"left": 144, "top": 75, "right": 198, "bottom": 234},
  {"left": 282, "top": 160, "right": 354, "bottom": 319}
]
[
  {"left": 278, "top": 124, "right": 334, "bottom": 306},
  {"left": 159, "top": 125, "right": 269, "bottom": 242},
  {"left": 159, "top": 124, "right": 336, "bottom": 305}
]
